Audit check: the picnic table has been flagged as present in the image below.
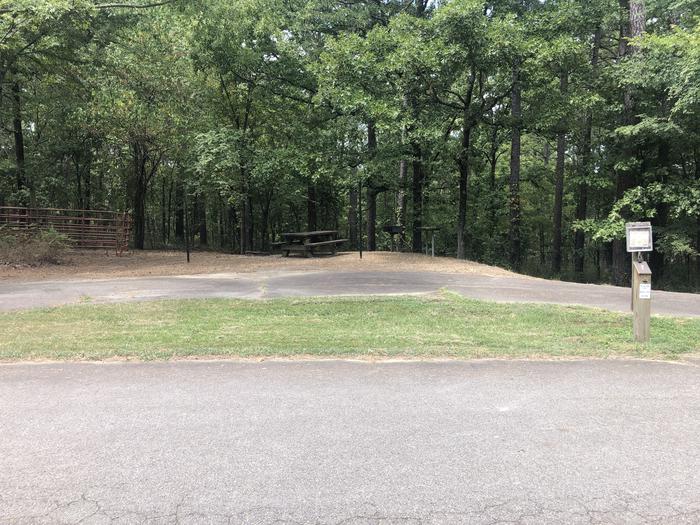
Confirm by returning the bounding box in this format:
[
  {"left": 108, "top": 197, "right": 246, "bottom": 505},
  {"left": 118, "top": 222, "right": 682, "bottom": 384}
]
[{"left": 277, "top": 230, "right": 348, "bottom": 257}]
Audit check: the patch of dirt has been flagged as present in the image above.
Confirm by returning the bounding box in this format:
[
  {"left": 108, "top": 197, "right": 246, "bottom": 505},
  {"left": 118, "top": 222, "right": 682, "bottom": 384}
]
[{"left": 0, "top": 249, "right": 515, "bottom": 282}]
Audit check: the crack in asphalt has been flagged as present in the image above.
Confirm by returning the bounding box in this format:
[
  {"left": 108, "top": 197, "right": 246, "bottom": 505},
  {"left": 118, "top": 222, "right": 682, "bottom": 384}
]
[
  {"left": 4, "top": 493, "right": 700, "bottom": 524},
  {"left": 3, "top": 361, "right": 699, "bottom": 524}
]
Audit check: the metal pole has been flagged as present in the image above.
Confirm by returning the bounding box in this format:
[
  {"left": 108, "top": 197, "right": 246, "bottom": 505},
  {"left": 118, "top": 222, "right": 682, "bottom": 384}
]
[
  {"left": 240, "top": 196, "right": 246, "bottom": 255},
  {"left": 431, "top": 231, "right": 435, "bottom": 257}
]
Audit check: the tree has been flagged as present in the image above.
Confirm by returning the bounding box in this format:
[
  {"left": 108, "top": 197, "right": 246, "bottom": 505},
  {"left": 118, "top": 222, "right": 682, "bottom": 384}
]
[{"left": 2, "top": 0, "right": 699, "bottom": 291}]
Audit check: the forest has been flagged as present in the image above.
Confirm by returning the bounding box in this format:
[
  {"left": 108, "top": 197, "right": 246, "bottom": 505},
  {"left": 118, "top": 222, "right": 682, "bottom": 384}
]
[{"left": 1, "top": 0, "right": 699, "bottom": 290}]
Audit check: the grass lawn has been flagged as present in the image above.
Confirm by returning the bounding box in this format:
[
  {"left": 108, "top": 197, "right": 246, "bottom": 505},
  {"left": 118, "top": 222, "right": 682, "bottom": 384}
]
[{"left": 1, "top": 293, "right": 699, "bottom": 361}]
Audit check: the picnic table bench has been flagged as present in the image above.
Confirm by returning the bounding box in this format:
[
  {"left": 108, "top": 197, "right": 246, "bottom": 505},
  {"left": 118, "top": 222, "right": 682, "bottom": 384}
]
[{"left": 278, "top": 230, "right": 347, "bottom": 257}]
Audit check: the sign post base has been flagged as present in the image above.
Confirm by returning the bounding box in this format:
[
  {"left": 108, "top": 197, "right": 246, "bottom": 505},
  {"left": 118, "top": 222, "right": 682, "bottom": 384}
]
[{"left": 632, "top": 259, "right": 652, "bottom": 343}]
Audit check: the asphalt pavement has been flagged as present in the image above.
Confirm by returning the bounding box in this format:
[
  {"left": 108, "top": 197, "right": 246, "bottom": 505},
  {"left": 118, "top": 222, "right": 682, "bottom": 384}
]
[
  {"left": 1, "top": 270, "right": 700, "bottom": 316},
  {"left": 1, "top": 360, "right": 700, "bottom": 524}
]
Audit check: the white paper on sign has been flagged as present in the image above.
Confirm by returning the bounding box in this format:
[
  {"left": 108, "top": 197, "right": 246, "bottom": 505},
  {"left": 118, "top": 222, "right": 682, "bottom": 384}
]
[
  {"left": 639, "top": 283, "right": 651, "bottom": 300},
  {"left": 629, "top": 229, "right": 651, "bottom": 250}
]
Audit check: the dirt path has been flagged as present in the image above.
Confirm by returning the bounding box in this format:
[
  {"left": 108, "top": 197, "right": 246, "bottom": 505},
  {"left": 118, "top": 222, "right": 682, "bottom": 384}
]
[
  {"left": 0, "top": 250, "right": 514, "bottom": 282},
  {"left": 2, "top": 250, "right": 698, "bottom": 316}
]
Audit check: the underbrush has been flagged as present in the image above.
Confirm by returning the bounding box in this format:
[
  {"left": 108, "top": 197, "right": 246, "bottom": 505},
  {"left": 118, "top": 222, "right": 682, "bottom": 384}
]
[{"left": 0, "top": 227, "right": 71, "bottom": 266}]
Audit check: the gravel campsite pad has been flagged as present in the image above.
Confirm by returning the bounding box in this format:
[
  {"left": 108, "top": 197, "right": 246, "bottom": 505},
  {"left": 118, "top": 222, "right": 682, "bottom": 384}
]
[{"left": 0, "top": 250, "right": 516, "bottom": 282}]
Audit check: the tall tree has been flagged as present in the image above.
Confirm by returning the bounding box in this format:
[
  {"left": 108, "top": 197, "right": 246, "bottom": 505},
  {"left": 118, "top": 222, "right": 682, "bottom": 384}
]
[
  {"left": 611, "top": 0, "right": 646, "bottom": 284},
  {"left": 508, "top": 63, "right": 523, "bottom": 270}
]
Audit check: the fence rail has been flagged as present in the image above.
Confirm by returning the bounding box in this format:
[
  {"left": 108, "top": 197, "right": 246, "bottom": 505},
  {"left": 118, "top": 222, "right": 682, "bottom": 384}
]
[{"left": 0, "top": 207, "right": 131, "bottom": 255}]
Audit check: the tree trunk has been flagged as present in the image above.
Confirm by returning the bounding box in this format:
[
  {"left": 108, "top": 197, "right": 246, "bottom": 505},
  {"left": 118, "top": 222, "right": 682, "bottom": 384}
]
[
  {"left": 574, "top": 166, "right": 588, "bottom": 275},
  {"left": 175, "top": 181, "right": 184, "bottom": 242},
  {"left": 629, "top": 0, "right": 646, "bottom": 39},
  {"left": 348, "top": 187, "right": 358, "bottom": 248},
  {"left": 398, "top": 158, "right": 408, "bottom": 248},
  {"left": 161, "top": 179, "right": 167, "bottom": 245},
  {"left": 488, "top": 121, "right": 499, "bottom": 237},
  {"left": 83, "top": 157, "right": 91, "bottom": 211},
  {"left": 75, "top": 160, "right": 83, "bottom": 209},
  {"left": 539, "top": 226, "right": 546, "bottom": 266},
  {"left": 12, "top": 81, "right": 27, "bottom": 204},
  {"left": 397, "top": 96, "right": 409, "bottom": 250},
  {"left": 509, "top": 64, "right": 522, "bottom": 271},
  {"left": 245, "top": 194, "right": 254, "bottom": 251},
  {"left": 228, "top": 205, "right": 238, "bottom": 252},
  {"left": 260, "top": 190, "right": 273, "bottom": 250},
  {"left": 131, "top": 142, "right": 149, "bottom": 250},
  {"left": 457, "top": 70, "right": 477, "bottom": 261},
  {"left": 199, "top": 197, "right": 208, "bottom": 246},
  {"left": 612, "top": 0, "right": 645, "bottom": 285},
  {"left": 240, "top": 198, "right": 247, "bottom": 254},
  {"left": 551, "top": 135, "right": 565, "bottom": 274},
  {"left": 133, "top": 180, "right": 147, "bottom": 250},
  {"left": 456, "top": 123, "right": 472, "bottom": 260},
  {"left": 696, "top": 151, "right": 700, "bottom": 278},
  {"left": 166, "top": 179, "right": 173, "bottom": 244},
  {"left": 552, "top": 72, "right": 568, "bottom": 275},
  {"left": 411, "top": 142, "right": 423, "bottom": 253},
  {"left": 696, "top": 215, "right": 700, "bottom": 280},
  {"left": 575, "top": 28, "right": 602, "bottom": 276},
  {"left": 367, "top": 187, "right": 377, "bottom": 251},
  {"left": 218, "top": 202, "right": 224, "bottom": 250},
  {"left": 650, "top": 139, "right": 670, "bottom": 281},
  {"left": 307, "top": 184, "right": 317, "bottom": 232},
  {"left": 366, "top": 121, "right": 378, "bottom": 251}
]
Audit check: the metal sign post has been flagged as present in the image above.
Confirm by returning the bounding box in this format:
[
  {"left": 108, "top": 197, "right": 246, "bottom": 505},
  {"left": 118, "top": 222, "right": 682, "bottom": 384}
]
[{"left": 626, "top": 222, "right": 653, "bottom": 342}]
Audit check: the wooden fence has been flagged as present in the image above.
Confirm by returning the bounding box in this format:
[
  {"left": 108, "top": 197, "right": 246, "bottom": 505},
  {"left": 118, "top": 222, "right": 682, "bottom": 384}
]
[{"left": 0, "top": 207, "right": 131, "bottom": 255}]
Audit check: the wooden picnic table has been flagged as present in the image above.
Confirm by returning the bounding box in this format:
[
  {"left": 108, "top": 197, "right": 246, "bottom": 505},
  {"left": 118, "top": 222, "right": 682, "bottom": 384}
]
[{"left": 277, "top": 230, "right": 348, "bottom": 257}]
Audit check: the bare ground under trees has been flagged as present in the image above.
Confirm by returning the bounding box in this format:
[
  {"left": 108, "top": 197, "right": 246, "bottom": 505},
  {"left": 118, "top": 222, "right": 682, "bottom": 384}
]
[{"left": 0, "top": 250, "right": 515, "bottom": 282}]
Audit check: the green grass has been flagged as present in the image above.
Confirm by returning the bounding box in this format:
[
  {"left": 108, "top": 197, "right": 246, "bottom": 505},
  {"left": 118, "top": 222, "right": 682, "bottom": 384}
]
[{"left": 1, "top": 293, "right": 699, "bottom": 361}]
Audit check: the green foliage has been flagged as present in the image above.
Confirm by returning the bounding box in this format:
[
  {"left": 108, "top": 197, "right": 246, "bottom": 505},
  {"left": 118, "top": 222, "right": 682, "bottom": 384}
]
[{"left": 1, "top": 0, "right": 700, "bottom": 288}]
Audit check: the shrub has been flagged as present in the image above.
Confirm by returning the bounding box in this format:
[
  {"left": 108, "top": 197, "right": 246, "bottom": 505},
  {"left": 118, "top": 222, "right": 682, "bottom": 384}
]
[{"left": 0, "top": 227, "right": 72, "bottom": 266}]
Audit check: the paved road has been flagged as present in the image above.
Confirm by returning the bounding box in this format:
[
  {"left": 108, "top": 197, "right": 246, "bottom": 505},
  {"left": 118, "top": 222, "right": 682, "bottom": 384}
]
[
  {"left": 1, "top": 270, "right": 700, "bottom": 316},
  {"left": 2, "top": 360, "right": 700, "bottom": 524}
]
